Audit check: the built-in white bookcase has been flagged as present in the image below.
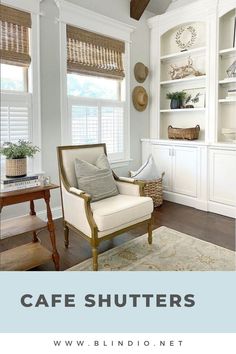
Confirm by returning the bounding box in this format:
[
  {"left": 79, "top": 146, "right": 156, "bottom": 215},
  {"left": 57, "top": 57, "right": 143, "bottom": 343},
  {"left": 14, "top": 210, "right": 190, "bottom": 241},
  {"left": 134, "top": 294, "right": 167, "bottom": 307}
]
[
  {"left": 217, "top": 6, "right": 236, "bottom": 144},
  {"left": 144, "top": 0, "right": 236, "bottom": 218},
  {"left": 149, "top": 0, "right": 236, "bottom": 146},
  {"left": 160, "top": 21, "right": 207, "bottom": 141}
]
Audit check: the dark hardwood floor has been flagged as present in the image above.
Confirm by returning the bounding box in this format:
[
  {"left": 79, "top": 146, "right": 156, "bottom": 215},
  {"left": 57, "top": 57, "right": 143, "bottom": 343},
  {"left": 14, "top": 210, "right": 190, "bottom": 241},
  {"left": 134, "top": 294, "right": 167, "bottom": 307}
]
[{"left": 0, "top": 201, "right": 235, "bottom": 271}]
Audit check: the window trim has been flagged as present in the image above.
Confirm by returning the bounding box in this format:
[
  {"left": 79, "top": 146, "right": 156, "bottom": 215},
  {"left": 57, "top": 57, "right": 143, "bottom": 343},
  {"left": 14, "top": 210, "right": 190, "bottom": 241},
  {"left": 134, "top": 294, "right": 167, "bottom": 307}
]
[
  {"left": 0, "top": 0, "right": 41, "bottom": 173},
  {"left": 59, "top": 0, "right": 135, "bottom": 163}
]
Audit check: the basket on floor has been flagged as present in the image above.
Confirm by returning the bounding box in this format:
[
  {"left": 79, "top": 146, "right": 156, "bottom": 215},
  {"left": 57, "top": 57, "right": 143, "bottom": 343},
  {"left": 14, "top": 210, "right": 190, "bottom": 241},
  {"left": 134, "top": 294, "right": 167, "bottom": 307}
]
[{"left": 138, "top": 172, "right": 165, "bottom": 207}]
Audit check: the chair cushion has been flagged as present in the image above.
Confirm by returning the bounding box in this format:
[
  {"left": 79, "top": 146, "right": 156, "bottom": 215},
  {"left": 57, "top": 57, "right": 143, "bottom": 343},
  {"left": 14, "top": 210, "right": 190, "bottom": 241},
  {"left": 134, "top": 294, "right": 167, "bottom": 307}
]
[
  {"left": 74, "top": 154, "right": 118, "bottom": 202},
  {"left": 91, "top": 194, "right": 153, "bottom": 231}
]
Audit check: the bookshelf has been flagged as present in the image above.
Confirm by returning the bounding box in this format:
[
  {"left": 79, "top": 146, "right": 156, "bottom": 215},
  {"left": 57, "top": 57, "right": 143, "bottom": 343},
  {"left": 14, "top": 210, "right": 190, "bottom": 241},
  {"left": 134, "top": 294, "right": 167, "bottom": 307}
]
[
  {"left": 158, "top": 19, "right": 207, "bottom": 142},
  {"left": 217, "top": 5, "right": 236, "bottom": 144},
  {"left": 145, "top": 0, "right": 236, "bottom": 218}
]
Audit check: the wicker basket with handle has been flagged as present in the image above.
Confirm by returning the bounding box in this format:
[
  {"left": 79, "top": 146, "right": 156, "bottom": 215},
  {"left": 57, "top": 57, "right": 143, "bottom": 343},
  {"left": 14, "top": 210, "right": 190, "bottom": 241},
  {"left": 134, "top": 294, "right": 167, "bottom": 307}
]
[
  {"left": 134, "top": 172, "right": 165, "bottom": 208},
  {"left": 168, "top": 125, "right": 200, "bottom": 140}
]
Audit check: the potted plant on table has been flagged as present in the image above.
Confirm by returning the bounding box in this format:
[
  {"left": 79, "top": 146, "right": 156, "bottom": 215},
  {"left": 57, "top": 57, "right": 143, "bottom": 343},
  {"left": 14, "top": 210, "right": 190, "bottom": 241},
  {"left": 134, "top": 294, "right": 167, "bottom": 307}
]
[
  {"left": 166, "top": 91, "right": 187, "bottom": 109},
  {"left": 0, "top": 140, "right": 40, "bottom": 178}
]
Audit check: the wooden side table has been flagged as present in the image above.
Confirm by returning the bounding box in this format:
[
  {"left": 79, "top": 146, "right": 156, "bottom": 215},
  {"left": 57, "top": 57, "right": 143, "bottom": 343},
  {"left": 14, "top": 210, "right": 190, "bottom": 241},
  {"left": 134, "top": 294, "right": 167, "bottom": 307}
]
[{"left": 0, "top": 184, "right": 60, "bottom": 271}]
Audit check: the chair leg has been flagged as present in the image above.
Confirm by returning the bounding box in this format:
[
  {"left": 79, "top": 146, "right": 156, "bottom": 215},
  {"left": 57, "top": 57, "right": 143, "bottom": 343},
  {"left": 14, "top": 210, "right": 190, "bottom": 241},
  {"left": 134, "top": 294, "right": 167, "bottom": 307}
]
[
  {"left": 92, "top": 246, "right": 98, "bottom": 271},
  {"left": 148, "top": 220, "right": 152, "bottom": 245},
  {"left": 64, "top": 224, "right": 69, "bottom": 248}
]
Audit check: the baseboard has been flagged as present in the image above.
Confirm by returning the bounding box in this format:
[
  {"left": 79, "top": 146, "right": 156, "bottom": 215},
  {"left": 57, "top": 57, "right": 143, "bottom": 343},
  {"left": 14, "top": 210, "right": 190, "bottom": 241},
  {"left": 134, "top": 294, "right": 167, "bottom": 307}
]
[
  {"left": 0, "top": 206, "right": 63, "bottom": 240},
  {"left": 163, "top": 191, "right": 235, "bottom": 218},
  {"left": 37, "top": 206, "right": 62, "bottom": 221},
  {"left": 163, "top": 191, "right": 208, "bottom": 211},
  {"left": 207, "top": 201, "right": 236, "bottom": 219}
]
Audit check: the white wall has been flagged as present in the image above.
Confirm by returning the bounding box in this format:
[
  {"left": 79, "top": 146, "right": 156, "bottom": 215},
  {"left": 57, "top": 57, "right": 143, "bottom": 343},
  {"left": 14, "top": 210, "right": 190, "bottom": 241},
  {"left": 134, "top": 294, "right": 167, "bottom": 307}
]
[
  {"left": 167, "top": 0, "right": 198, "bottom": 11},
  {"left": 1, "top": 0, "right": 154, "bottom": 221}
]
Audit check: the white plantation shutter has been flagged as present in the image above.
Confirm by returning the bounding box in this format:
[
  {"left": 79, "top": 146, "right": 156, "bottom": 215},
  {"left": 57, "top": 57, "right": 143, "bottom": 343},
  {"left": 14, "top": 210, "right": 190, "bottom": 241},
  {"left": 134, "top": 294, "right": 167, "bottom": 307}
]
[
  {"left": 0, "top": 93, "right": 32, "bottom": 172},
  {"left": 72, "top": 105, "right": 99, "bottom": 145},
  {"left": 0, "top": 93, "right": 31, "bottom": 143},
  {"left": 101, "top": 106, "right": 123, "bottom": 158},
  {"left": 69, "top": 98, "right": 124, "bottom": 160}
]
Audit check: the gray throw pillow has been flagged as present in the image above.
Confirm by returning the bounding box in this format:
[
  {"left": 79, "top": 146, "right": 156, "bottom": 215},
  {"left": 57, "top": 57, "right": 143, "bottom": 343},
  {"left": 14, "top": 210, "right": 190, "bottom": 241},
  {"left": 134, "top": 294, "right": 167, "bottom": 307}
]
[
  {"left": 74, "top": 154, "right": 118, "bottom": 202},
  {"left": 96, "top": 153, "right": 111, "bottom": 170}
]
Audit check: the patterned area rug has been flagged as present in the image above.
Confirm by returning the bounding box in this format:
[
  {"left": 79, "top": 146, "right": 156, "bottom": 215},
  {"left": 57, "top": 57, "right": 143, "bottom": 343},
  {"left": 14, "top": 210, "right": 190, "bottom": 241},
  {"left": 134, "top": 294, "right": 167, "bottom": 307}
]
[{"left": 68, "top": 226, "right": 236, "bottom": 271}]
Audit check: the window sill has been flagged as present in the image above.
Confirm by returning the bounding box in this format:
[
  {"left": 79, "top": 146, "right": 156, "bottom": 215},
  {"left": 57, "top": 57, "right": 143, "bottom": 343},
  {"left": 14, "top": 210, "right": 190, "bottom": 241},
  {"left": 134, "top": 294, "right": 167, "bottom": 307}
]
[{"left": 110, "top": 158, "right": 133, "bottom": 169}]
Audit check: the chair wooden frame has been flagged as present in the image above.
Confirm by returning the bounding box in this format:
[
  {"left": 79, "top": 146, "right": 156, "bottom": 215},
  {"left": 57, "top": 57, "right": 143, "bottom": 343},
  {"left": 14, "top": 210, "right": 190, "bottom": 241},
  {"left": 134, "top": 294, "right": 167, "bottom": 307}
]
[{"left": 57, "top": 144, "right": 153, "bottom": 271}]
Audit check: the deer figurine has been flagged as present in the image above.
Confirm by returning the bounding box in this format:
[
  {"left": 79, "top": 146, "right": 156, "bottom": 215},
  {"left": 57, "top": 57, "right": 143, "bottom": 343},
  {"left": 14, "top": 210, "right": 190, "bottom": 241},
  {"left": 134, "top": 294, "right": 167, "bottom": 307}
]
[{"left": 169, "top": 57, "right": 204, "bottom": 80}]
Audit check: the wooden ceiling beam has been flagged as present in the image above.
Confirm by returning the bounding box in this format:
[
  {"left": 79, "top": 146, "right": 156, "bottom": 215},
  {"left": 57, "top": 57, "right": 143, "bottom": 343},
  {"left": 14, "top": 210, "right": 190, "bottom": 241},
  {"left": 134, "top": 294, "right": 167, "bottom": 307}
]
[{"left": 130, "top": 0, "right": 150, "bottom": 20}]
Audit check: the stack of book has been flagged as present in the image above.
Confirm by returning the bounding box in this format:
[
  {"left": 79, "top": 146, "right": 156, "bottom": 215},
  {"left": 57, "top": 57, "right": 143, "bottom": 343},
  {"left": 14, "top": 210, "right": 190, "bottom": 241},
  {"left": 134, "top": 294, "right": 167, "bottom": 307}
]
[
  {"left": 0, "top": 174, "right": 41, "bottom": 192},
  {"left": 226, "top": 89, "right": 236, "bottom": 101}
]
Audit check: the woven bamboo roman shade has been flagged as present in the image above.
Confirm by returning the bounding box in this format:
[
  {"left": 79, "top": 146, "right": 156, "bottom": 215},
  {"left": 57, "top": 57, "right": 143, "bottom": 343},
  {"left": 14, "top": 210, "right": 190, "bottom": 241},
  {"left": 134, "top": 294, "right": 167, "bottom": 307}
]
[
  {"left": 67, "top": 25, "right": 125, "bottom": 79},
  {"left": 0, "top": 4, "right": 31, "bottom": 67}
]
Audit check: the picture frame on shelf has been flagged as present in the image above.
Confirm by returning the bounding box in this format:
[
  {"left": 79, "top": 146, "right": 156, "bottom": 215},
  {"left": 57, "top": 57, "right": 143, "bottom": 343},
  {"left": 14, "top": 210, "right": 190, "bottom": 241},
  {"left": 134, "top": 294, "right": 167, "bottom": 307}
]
[
  {"left": 226, "top": 60, "right": 236, "bottom": 78},
  {"left": 233, "top": 17, "right": 236, "bottom": 48},
  {"left": 183, "top": 87, "right": 205, "bottom": 108}
]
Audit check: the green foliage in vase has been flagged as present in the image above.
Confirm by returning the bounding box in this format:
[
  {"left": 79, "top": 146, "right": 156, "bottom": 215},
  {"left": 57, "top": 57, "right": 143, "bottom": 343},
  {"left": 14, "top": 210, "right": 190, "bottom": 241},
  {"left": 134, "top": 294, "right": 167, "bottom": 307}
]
[
  {"left": 166, "top": 91, "right": 187, "bottom": 100},
  {"left": 0, "top": 140, "right": 40, "bottom": 159}
]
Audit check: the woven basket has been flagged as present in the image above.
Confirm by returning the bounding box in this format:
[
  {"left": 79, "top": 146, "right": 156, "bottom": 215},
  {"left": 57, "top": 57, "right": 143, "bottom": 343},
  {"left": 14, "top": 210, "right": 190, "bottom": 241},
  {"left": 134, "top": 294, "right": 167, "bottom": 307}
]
[
  {"left": 6, "top": 158, "right": 27, "bottom": 178},
  {"left": 138, "top": 172, "right": 165, "bottom": 207},
  {"left": 168, "top": 125, "right": 200, "bottom": 140}
]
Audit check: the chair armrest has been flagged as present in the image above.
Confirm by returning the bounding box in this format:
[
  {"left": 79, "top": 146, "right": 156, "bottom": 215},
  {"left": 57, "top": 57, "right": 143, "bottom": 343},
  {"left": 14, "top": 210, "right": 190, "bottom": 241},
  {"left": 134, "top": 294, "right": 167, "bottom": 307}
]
[
  {"left": 69, "top": 187, "right": 91, "bottom": 201},
  {"left": 61, "top": 184, "right": 96, "bottom": 236},
  {"left": 115, "top": 177, "right": 145, "bottom": 196},
  {"left": 117, "top": 176, "right": 135, "bottom": 183}
]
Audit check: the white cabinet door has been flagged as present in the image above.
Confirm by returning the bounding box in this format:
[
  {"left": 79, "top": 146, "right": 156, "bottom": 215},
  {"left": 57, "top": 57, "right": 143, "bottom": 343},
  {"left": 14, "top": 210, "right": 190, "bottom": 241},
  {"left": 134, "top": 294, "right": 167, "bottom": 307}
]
[
  {"left": 172, "top": 146, "right": 198, "bottom": 197},
  {"left": 152, "top": 145, "right": 172, "bottom": 191},
  {"left": 209, "top": 149, "right": 236, "bottom": 206}
]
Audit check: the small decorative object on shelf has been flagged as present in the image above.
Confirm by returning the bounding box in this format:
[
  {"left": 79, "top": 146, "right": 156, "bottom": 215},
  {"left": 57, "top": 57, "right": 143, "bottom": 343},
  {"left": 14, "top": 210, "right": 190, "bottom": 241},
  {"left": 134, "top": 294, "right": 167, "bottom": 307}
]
[
  {"left": 168, "top": 125, "right": 200, "bottom": 140},
  {"left": 0, "top": 140, "right": 40, "bottom": 178},
  {"left": 183, "top": 88, "right": 205, "bottom": 108},
  {"left": 184, "top": 92, "right": 200, "bottom": 108},
  {"left": 222, "top": 128, "right": 236, "bottom": 143},
  {"left": 169, "top": 56, "right": 204, "bottom": 80},
  {"left": 166, "top": 91, "right": 187, "bottom": 109},
  {"left": 226, "top": 60, "right": 236, "bottom": 78},
  {"left": 39, "top": 175, "right": 51, "bottom": 186},
  {"left": 226, "top": 88, "right": 236, "bottom": 100},
  {"left": 175, "top": 25, "right": 197, "bottom": 52}
]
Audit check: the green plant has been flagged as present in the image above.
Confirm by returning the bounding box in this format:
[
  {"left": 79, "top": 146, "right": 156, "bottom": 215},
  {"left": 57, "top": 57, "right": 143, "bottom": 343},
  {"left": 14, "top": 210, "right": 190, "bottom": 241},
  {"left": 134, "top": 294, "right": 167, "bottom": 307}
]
[
  {"left": 0, "top": 140, "right": 40, "bottom": 159},
  {"left": 166, "top": 91, "right": 187, "bottom": 100}
]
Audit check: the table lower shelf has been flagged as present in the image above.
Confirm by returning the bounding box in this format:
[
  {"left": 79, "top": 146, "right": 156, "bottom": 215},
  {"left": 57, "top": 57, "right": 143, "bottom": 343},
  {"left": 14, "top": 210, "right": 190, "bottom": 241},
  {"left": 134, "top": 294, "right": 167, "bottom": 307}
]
[
  {"left": 1, "top": 215, "right": 47, "bottom": 239},
  {"left": 0, "top": 242, "right": 52, "bottom": 271}
]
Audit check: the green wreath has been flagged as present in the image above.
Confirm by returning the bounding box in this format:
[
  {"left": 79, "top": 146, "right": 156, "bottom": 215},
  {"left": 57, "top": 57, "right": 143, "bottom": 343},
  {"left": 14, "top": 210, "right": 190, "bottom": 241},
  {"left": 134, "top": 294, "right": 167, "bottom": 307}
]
[{"left": 175, "top": 25, "right": 197, "bottom": 51}]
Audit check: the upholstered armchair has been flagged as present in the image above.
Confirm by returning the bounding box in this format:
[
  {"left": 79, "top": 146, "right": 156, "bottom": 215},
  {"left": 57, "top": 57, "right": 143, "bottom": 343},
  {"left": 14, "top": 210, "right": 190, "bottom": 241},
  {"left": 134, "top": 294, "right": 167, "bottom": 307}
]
[{"left": 57, "top": 144, "right": 154, "bottom": 271}]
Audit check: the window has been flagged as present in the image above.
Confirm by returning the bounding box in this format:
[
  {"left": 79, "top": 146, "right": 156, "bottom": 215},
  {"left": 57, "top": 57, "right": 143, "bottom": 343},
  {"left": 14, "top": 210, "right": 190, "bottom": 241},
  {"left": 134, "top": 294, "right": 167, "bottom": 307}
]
[
  {"left": 67, "top": 74, "right": 120, "bottom": 100},
  {"left": 0, "top": 4, "right": 34, "bottom": 170},
  {"left": 0, "top": 64, "right": 27, "bottom": 92},
  {"left": 66, "top": 25, "right": 126, "bottom": 161},
  {"left": 1, "top": 93, "right": 31, "bottom": 143}
]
